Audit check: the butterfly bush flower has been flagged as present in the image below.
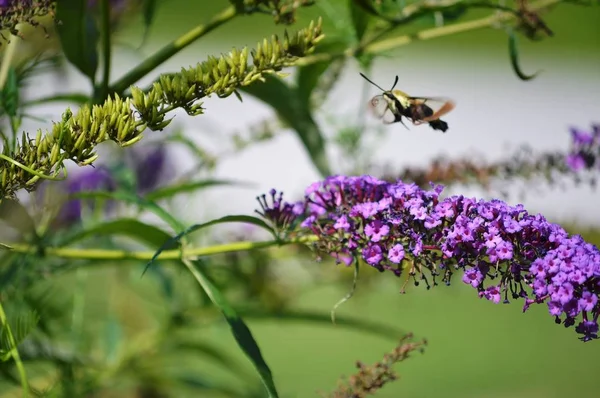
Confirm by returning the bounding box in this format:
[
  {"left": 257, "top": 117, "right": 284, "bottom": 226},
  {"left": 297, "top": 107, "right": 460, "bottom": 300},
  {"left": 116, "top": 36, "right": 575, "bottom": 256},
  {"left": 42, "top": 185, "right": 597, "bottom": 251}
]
[
  {"left": 565, "top": 124, "right": 600, "bottom": 172},
  {"left": 256, "top": 175, "right": 600, "bottom": 341}
]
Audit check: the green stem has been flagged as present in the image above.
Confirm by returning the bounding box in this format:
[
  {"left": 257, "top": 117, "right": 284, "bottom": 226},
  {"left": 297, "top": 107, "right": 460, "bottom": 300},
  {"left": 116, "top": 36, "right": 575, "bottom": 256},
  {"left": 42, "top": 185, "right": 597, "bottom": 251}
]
[
  {"left": 0, "top": 154, "right": 67, "bottom": 182},
  {"left": 0, "top": 300, "right": 29, "bottom": 397},
  {"left": 296, "top": 0, "right": 560, "bottom": 66},
  {"left": 0, "top": 237, "right": 318, "bottom": 262},
  {"left": 109, "top": 5, "right": 238, "bottom": 95},
  {"left": 96, "top": 0, "right": 112, "bottom": 103}
]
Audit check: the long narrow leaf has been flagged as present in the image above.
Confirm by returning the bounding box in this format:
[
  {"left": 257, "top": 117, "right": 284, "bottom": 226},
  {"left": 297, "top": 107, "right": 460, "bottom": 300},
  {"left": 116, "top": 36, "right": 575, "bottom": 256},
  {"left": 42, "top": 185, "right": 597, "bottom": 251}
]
[
  {"left": 239, "top": 308, "right": 404, "bottom": 340},
  {"left": 508, "top": 29, "right": 541, "bottom": 81},
  {"left": 145, "top": 179, "right": 254, "bottom": 201},
  {"left": 57, "top": 218, "right": 177, "bottom": 250},
  {"left": 144, "top": 215, "right": 275, "bottom": 274},
  {"left": 183, "top": 259, "right": 279, "bottom": 398},
  {"left": 71, "top": 191, "right": 185, "bottom": 232}
]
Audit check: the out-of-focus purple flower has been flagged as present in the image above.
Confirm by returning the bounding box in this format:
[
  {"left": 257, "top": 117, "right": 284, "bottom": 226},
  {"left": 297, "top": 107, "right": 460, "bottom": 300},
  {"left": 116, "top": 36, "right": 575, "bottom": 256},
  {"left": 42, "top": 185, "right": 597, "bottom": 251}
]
[
  {"left": 129, "top": 144, "right": 172, "bottom": 194},
  {"left": 56, "top": 166, "right": 116, "bottom": 226},
  {"left": 566, "top": 123, "right": 600, "bottom": 172},
  {"left": 256, "top": 175, "right": 600, "bottom": 342}
]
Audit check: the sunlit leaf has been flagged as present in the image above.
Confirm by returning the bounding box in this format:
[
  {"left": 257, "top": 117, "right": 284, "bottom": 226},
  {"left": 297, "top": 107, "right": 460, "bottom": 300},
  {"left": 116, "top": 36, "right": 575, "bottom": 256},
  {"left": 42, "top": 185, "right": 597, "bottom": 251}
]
[{"left": 184, "top": 259, "right": 279, "bottom": 398}]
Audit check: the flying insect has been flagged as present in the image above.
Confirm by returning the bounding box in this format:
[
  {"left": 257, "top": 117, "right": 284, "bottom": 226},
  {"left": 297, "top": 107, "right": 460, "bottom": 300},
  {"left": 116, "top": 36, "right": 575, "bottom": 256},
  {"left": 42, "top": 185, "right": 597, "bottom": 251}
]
[{"left": 360, "top": 73, "right": 456, "bottom": 133}]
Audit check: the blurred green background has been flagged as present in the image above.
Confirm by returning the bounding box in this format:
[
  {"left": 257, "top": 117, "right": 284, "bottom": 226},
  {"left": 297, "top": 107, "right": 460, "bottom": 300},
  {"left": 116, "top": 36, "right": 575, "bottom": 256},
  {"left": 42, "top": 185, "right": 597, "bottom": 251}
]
[
  {"left": 3, "top": 1, "right": 600, "bottom": 397},
  {"left": 113, "top": 2, "right": 600, "bottom": 397}
]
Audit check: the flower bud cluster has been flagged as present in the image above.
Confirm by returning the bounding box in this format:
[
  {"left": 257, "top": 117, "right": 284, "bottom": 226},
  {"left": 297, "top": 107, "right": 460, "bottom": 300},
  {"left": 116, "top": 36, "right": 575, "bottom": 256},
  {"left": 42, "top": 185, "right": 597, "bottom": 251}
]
[{"left": 0, "top": 19, "right": 323, "bottom": 199}]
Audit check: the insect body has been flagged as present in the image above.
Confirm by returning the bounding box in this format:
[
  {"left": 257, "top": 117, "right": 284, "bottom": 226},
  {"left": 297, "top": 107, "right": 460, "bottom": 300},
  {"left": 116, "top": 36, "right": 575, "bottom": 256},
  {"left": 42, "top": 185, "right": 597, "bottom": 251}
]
[{"left": 360, "top": 73, "right": 456, "bottom": 133}]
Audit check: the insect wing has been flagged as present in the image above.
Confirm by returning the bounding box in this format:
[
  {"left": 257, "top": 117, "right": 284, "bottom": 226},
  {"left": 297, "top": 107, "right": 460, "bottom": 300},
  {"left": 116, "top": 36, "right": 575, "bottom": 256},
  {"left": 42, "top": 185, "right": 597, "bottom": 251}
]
[
  {"left": 368, "top": 95, "right": 389, "bottom": 118},
  {"left": 408, "top": 97, "right": 455, "bottom": 123},
  {"left": 368, "top": 95, "right": 399, "bottom": 124}
]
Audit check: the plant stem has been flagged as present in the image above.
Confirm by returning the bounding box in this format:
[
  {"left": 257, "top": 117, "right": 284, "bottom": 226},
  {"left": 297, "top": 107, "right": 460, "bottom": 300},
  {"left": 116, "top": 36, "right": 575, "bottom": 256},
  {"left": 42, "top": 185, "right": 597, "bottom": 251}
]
[
  {"left": 0, "top": 300, "right": 29, "bottom": 397},
  {"left": 296, "top": 0, "right": 560, "bottom": 66},
  {"left": 0, "top": 237, "right": 318, "bottom": 262},
  {"left": 109, "top": 5, "right": 238, "bottom": 95}
]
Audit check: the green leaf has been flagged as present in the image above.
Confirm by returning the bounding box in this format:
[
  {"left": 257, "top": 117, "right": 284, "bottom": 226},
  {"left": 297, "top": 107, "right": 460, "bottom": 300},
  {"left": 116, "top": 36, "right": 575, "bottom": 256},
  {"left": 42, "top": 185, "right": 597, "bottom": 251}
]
[
  {"left": 173, "top": 340, "right": 251, "bottom": 380},
  {"left": 296, "top": 39, "right": 347, "bottom": 106},
  {"left": 145, "top": 179, "right": 255, "bottom": 201},
  {"left": 240, "top": 308, "right": 404, "bottom": 340},
  {"left": 228, "top": 0, "right": 246, "bottom": 13},
  {"left": 241, "top": 75, "right": 331, "bottom": 176},
  {"left": 348, "top": 0, "right": 370, "bottom": 41},
  {"left": 508, "top": 29, "right": 541, "bottom": 81},
  {"left": 23, "top": 93, "right": 90, "bottom": 108},
  {"left": 176, "top": 374, "right": 251, "bottom": 397},
  {"left": 0, "top": 68, "right": 19, "bottom": 118},
  {"left": 71, "top": 190, "right": 185, "bottom": 232},
  {"left": 139, "top": 0, "right": 158, "bottom": 47},
  {"left": 144, "top": 215, "right": 275, "bottom": 274},
  {"left": 0, "top": 310, "right": 40, "bottom": 361},
  {"left": 104, "top": 315, "right": 121, "bottom": 364},
  {"left": 57, "top": 218, "right": 178, "bottom": 250},
  {"left": 0, "top": 198, "right": 37, "bottom": 237},
  {"left": 55, "top": 0, "right": 99, "bottom": 82},
  {"left": 184, "top": 259, "right": 279, "bottom": 398}
]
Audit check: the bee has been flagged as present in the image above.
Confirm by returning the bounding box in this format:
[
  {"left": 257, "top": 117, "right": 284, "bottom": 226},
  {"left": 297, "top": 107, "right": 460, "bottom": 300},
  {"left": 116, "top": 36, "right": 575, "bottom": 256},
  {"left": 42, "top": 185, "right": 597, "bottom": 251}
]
[{"left": 360, "top": 73, "right": 456, "bottom": 133}]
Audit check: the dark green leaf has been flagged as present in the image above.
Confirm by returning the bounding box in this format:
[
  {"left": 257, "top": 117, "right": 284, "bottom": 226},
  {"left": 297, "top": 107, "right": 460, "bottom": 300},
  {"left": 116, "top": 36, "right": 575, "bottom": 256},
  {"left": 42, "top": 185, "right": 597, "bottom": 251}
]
[
  {"left": 0, "top": 68, "right": 19, "bottom": 117},
  {"left": 241, "top": 75, "right": 330, "bottom": 176},
  {"left": 0, "top": 310, "right": 40, "bottom": 361},
  {"left": 57, "top": 218, "right": 178, "bottom": 250},
  {"left": 139, "top": 0, "right": 158, "bottom": 47},
  {"left": 349, "top": 0, "right": 370, "bottom": 41},
  {"left": 176, "top": 374, "right": 249, "bottom": 396},
  {"left": 0, "top": 198, "right": 37, "bottom": 237},
  {"left": 55, "top": 0, "right": 99, "bottom": 82},
  {"left": 185, "top": 259, "right": 279, "bottom": 398},
  {"left": 352, "top": 0, "right": 383, "bottom": 18},
  {"left": 508, "top": 29, "right": 541, "bottom": 81},
  {"left": 296, "top": 39, "right": 347, "bottom": 106},
  {"left": 144, "top": 215, "right": 275, "bottom": 274},
  {"left": 228, "top": 0, "right": 246, "bottom": 13},
  {"left": 173, "top": 340, "right": 251, "bottom": 380},
  {"left": 145, "top": 179, "right": 255, "bottom": 201},
  {"left": 239, "top": 308, "right": 403, "bottom": 340},
  {"left": 71, "top": 190, "right": 185, "bottom": 232}
]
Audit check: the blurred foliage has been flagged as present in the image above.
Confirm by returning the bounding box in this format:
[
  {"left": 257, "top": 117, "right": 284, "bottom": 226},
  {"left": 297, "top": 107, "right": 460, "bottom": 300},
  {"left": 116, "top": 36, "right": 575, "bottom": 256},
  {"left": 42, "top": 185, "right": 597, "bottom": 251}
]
[{"left": 0, "top": 0, "right": 598, "bottom": 397}]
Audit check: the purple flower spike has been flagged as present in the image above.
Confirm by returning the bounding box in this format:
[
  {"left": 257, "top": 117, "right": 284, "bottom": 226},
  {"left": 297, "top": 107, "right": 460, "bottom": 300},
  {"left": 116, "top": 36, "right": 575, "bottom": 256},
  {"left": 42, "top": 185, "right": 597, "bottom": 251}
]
[{"left": 256, "top": 175, "right": 600, "bottom": 342}]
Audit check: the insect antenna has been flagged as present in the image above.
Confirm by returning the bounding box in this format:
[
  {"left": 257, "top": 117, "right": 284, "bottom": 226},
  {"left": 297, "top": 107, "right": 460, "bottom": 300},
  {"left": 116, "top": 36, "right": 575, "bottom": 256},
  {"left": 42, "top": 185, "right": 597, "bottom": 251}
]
[
  {"left": 359, "top": 72, "right": 387, "bottom": 92},
  {"left": 390, "top": 75, "right": 399, "bottom": 91}
]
